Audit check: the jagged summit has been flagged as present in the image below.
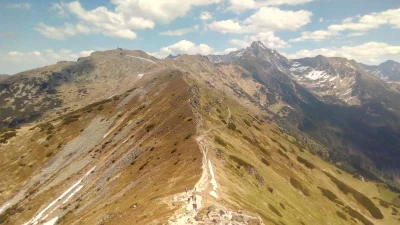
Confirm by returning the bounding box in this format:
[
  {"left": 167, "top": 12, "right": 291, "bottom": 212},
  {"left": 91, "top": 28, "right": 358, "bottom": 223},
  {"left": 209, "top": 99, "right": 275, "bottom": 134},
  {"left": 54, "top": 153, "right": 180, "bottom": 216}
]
[{"left": 360, "top": 60, "right": 400, "bottom": 82}]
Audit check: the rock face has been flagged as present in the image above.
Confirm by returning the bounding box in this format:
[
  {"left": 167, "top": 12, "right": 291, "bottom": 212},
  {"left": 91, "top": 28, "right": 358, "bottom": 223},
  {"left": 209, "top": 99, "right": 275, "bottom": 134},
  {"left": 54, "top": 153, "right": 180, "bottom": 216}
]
[
  {"left": 1, "top": 44, "right": 400, "bottom": 225},
  {"left": 360, "top": 60, "right": 400, "bottom": 82}
]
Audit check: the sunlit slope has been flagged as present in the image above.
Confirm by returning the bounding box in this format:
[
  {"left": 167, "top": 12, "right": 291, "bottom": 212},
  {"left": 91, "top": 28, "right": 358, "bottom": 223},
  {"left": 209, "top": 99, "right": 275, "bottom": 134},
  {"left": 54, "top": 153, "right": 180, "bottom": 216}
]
[
  {"left": 0, "top": 69, "right": 202, "bottom": 225},
  {"left": 190, "top": 81, "right": 400, "bottom": 225}
]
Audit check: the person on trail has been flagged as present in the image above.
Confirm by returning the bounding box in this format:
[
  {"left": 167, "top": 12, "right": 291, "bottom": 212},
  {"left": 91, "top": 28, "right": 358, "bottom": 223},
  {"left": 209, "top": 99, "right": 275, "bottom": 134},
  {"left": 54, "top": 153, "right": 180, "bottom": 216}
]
[
  {"left": 185, "top": 187, "right": 188, "bottom": 194},
  {"left": 193, "top": 203, "right": 197, "bottom": 211}
]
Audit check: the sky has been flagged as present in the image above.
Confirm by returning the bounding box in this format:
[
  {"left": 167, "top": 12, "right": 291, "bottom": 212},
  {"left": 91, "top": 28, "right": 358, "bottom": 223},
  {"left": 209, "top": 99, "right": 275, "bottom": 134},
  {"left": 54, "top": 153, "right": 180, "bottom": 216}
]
[{"left": 1, "top": 0, "right": 400, "bottom": 74}]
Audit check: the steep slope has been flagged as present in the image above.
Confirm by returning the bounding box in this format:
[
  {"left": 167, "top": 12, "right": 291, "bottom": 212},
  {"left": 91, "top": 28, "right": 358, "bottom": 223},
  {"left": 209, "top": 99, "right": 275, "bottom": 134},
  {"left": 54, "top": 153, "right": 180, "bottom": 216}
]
[
  {"left": 0, "top": 69, "right": 204, "bottom": 225},
  {"left": 0, "top": 49, "right": 162, "bottom": 128},
  {"left": 290, "top": 56, "right": 399, "bottom": 107},
  {"left": 206, "top": 43, "right": 400, "bottom": 188},
  {"left": 1, "top": 46, "right": 400, "bottom": 225},
  {"left": 361, "top": 60, "right": 400, "bottom": 82}
]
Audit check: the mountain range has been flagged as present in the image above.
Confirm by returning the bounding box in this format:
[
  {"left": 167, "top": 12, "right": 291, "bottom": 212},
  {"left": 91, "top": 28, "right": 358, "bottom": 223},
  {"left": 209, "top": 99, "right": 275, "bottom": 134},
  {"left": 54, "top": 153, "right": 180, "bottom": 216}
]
[{"left": 0, "top": 42, "right": 400, "bottom": 225}]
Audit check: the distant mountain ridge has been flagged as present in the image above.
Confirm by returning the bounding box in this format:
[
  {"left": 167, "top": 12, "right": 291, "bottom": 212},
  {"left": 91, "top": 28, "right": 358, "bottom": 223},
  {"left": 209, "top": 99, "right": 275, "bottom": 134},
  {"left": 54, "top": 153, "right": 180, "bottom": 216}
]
[{"left": 360, "top": 60, "right": 400, "bottom": 82}]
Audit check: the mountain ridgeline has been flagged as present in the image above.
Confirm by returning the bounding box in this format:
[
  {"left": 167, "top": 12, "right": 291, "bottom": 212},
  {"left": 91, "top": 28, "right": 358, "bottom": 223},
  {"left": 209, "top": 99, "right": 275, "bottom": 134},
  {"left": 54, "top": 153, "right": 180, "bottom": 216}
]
[{"left": 1, "top": 42, "right": 400, "bottom": 225}]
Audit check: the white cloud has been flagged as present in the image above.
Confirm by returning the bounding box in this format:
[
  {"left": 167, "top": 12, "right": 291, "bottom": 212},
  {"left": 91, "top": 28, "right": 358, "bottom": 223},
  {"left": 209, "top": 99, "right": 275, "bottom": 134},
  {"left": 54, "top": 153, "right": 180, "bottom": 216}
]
[
  {"left": 290, "top": 30, "right": 336, "bottom": 42},
  {"left": 40, "top": 0, "right": 222, "bottom": 40},
  {"left": 319, "top": 17, "right": 324, "bottom": 23},
  {"left": 243, "top": 7, "right": 312, "bottom": 32},
  {"left": 149, "top": 40, "right": 213, "bottom": 58},
  {"left": 200, "top": 11, "right": 212, "bottom": 21},
  {"left": 35, "top": 23, "right": 92, "bottom": 40},
  {"left": 112, "top": 0, "right": 222, "bottom": 23},
  {"left": 159, "top": 25, "right": 199, "bottom": 36},
  {"left": 210, "top": 7, "right": 312, "bottom": 34},
  {"left": 230, "top": 31, "right": 289, "bottom": 49},
  {"left": 209, "top": 20, "right": 244, "bottom": 33},
  {"left": 7, "top": 3, "right": 31, "bottom": 9},
  {"left": 347, "top": 32, "right": 366, "bottom": 37},
  {"left": 213, "top": 48, "right": 238, "bottom": 55},
  {"left": 228, "top": 0, "right": 313, "bottom": 13},
  {"left": 50, "top": 2, "right": 67, "bottom": 17},
  {"left": 2, "top": 49, "right": 97, "bottom": 74},
  {"left": 287, "top": 42, "right": 400, "bottom": 64},
  {"left": 291, "top": 8, "right": 400, "bottom": 42}
]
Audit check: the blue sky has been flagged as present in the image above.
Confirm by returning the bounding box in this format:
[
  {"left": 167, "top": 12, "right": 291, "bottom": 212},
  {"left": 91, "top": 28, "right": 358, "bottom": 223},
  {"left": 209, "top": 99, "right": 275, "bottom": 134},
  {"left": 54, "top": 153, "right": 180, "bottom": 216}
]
[{"left": 1, "top": 0, "right": 400, "bottom": 74}]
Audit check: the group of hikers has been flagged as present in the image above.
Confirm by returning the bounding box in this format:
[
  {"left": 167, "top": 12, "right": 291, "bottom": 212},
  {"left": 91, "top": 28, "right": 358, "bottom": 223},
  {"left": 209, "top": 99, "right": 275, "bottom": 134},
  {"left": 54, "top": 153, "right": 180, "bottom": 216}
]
[{"left": 185, "top": 187, "right": 198, "bottom": 211}]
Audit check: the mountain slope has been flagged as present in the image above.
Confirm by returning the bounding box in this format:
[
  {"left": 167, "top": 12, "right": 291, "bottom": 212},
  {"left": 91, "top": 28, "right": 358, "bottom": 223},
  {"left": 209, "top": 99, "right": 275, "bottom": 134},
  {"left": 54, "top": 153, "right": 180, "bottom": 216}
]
[
  {"left": 361, "top": 60, "right": 400, "bottom": 82},
  {"left": 1, "top": 46, "right": 400, "bottom": 225},
  {"left": 210, "top": 42, "right": 400, "bottom": 188},
  {"left": 0, "top": 49, "right": 162, "bottom": 128}
]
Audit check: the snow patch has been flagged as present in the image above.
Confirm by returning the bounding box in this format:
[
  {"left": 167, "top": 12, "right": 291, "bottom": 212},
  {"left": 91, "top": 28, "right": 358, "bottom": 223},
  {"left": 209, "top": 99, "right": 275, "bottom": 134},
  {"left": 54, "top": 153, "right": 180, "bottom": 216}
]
[
  {"left": 306, "top": 70, "right": 330, "bottom": 80},
  {"left": 0, "top": 203, "right": 10, "bottom": 214},
  {"left": 125, "top": 55, "right": 156, "bottom": 64},
  {"left": 43, "top": 217, "right": 58, "bottom": 225},
  {"left": 208, "top": 159, "right": 218, "bottom": 198},
  {"left": 23, "top": 167, "right": 95, "bottom": 225}
]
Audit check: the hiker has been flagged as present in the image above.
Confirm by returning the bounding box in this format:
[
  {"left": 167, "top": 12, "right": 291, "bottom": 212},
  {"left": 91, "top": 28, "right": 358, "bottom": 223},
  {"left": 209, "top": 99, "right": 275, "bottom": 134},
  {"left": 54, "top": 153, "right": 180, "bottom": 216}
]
[{"left": 193, "top": 203, "right": 197, "bottom": 211}]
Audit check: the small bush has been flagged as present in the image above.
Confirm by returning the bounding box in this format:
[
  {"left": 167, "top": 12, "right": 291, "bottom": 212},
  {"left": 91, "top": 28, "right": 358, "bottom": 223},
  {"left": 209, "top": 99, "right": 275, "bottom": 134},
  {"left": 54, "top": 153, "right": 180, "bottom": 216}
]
[
  {"left": 343, "top": 206, "right": 373, "bottom": 225},
  {"left": 139, "top": 161, "right": 148, "bottom": 170},
  {"left": 184, "top": 134, "right": 192, "bottom": 140},
  {"left": 268, "top": 204, "right": 282, "bottom": 217},
  {"left": 215, "top": 136, "right": 227, "bottom": 147},
  {"left": 278, "top": 149, "right": 289, "bottom": 160},
  {"left": 63, "top": 114, "right": 80, "bottom": 124},
  {"left": 279, "top": 203, "right": 285, "bottom": 209},
  {"left": 324, "top": 172, "right": 383, "bottom": 219},
  {"left": 46, "top": 152, "right": 53, "bottom": 157},
  {"left": 297, "top": 156, "right": 315, "bottom": 169},
  {"left": 216, "top": 108, "right": 221, "bottom": 113},
  {"left": 229, "top": 155, "right": 253, "bottom": 169},
  {"left": 267, "top": 186, "right": 274, "bottom": 193},
  {"left": 336, "top": 211, "right": 347, "bottom": 221},
  {"left": 243, "top": 119, "right": 251, "bottom": 126},
  {"left": 227, "top": 123, "right": 236, "bottom": 131},
  {"left": 290, "top": 178, "right": 310, "bottom": 196},
  {"left": 253, "top": 125, "right": 261, "bottom": 131},
  {"left": 146, "top": 124, "right": 155, "bottom": 132},
  {"left": 261, "top": 157, "right": 270, "bottom": 166},
  {"left": 318, "top": 187, "right": 343, "bottom": 205}
]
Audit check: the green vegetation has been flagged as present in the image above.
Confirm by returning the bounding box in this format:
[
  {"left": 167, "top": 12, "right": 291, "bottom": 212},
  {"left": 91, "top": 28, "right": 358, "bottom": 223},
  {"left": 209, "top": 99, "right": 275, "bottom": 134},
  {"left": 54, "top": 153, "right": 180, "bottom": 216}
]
[
  {"left": 261, "top": 157, "right": 270, "bottom": 166},
  {"left": 243, "top": 119, "right": 251, "bottom": 126},
  {"left": 242, "top": 135, "right": 270, "bottom": 156},
  {"left": 215, "top": 136, "right": 227, "bottom": 147},
  {"left": 0, "top": 204, "right": 24, "bottom": 224},
  {"left": 146, "top": 124, "right": 155, "bottom": 132},
  {"left": 253, "top": 125, "right": 261, "bottom": 131},
  {"left": 290, "top": 177, "right": 310, "bottom": 196},
  {"left": 268, "top": 204, "right": 282, "bottom": 217},
  {"left": 229, "top": 155, "right": 253, "bottom": 170},
  {"left": 318, "top": 187, "right": 343, "bottom": 205},
  {"left": 216, "top": 108, "right": 221, "bottom": 113},
  {"left": 0, "top": 128, "right": 16, "bottom": 144},
  {"left": 297, "top": 156, "right": 315, "bottom": 169},
  {"left": 277, "top": 149, "right": 289, "bottom": 160},
  {"left": 227, "top": 123, "right": 236, "bottom": 131},
  {"left": 336, "top": 211, "right": 347, "bottom": 221},
  {"left": 343, "top": 206, "right": 374, "bottom": 225},
  {"left": 324, "top": 172, "right": 383, "bottom": 219},
  {"left": 63, "top": 114, "right": 81, "bottom": 124}
]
